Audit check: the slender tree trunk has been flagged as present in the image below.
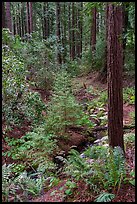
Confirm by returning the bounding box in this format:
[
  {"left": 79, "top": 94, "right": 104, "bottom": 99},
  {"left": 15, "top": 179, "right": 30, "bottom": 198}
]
[
  {"left": 29, "top": 2, "right": 33, "bottom": 33},
  {"left": 62, "top": 2, "right": 67, "bottom": 63},
  {"left": 43, "top": 2, "right": 49, "bottom": 39},
  {"left": 71, "top": 2, "right": 75, "bottom": 60},
  {"left": 68, "top": 2, "right": 71, "bottom": 59},
  {"left": 91, "top": 7, "right": 96, "bottom": 53},
  {"left": 96, "top": 11, "right": 99, "bottom": 33},
  {"left": 79, "top": 2, "right": 83, "bottom": 58},
  {"left": 56, "top": 2, "right": 62, "bottom": 64},
  {"left": 18, "top": 3, "right": 22, "bottom": 37},
  {"left": 26, "top": 2, "right": 30, "bottom": 33},
  {"left": 2, "top": 2, "right": 5, "bottom": 28},
  {"left": 13, "top": 12, "right": 16, "bottom": 35},
  {"left": 5, "top": 2, "right": 12, "bottom": 32},
  {"left": 76, "top": 3, "right": 79, "bottom": 57},
  {"left": 107, "top": 3, "right": 124, "bottom": 152},
  {"left": 21, "top": 2, "right": 25, "bottom": 37}
]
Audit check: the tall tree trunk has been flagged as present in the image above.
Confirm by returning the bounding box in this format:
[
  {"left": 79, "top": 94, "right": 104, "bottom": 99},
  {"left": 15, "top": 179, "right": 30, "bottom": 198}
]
[
  {"left": 68, "top": 2, "right": 71, "bottom": 59},
  {"left": 13, "top": 11, "right": 16, "bottom": 35},
  {"left": 2, "top": 2, "right": 5, "bottom": 28},
  {"left": 18, "top": 3, "right": 22, "bottom": 36},
  {"left": 91, "top": 7, "right": 96, "bottom": 53},
  {"left": 71, "top": 2, "right": 75, "bottom": 60},
  {"left": 5, "top": 2, "right": 12, "bottom": 32},
  {"left": 56, "top": 2, "right": 62, "bottom": 64},
  {"left": 21, "top": 2, "right": 25, "bottom": 37},
  {"left": 107, "top": 3, "right": 124, "bottom": 152},
  {"left": 75, "top": 3, "right": 79, "bottom": 57},
  {"left": 26, "top": 2, "right": 30, "bottom": 33},
  {"left": 43, "top": 2, "right": 49, "bottom": 39},
  {"left": 79, "top": 2, "right": 83, "bottom": 58},
  {"left": 29, "top": 2, "right": 33, "bottom": 33},
  {"left": 62, "top": 2, "right": 67, "bottom": 63}
]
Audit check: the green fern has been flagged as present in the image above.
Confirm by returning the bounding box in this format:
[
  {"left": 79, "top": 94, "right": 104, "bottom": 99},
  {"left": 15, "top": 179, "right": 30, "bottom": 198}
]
[{"left": 95, "top": 192, "right": 115, "bottom": 202}]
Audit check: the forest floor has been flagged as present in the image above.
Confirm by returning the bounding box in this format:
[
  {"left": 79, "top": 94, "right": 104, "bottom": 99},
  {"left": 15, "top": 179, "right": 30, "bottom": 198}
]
[{"left": 2, "top": 71, "right": 135, "bottom": 202}]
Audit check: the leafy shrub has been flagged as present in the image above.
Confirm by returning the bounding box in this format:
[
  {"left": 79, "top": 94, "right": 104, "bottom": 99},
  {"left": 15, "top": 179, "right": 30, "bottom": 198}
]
[
  {"left": 65, "top": 146, "right": 126, "bottom": 192},
  {"left": 2, "top": 163, "right": 52, "bottom": 202},
  {"left": 4, "top": 125, "right": 57, "bottom": 172}
]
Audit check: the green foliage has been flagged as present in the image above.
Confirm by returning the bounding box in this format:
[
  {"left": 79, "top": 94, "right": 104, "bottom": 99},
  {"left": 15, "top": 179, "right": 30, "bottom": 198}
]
[
  {"left": 65, "top": 146, "right": 126, "bottom": 192},
  {"left": 4, "top": 125, "right": 57, "bottom": 172},
  {"left": 84, "top": 145, "right": 108, "bottom": 159},
  {"left": 129, "top": 111, "right": 135, "bottom": 125},
  {"left": 64, "top": 180, "right": 77, "bottom": 196},
  {"left": 124, "top": 133, "right": 135, "bottom": 145},
  {"left": 123, "top": 87, "right": 135, "bottom": 104},
  {"left": 95, "top": 192, "right": 115, "bottom": 202},
  {"left": 45, "top": 71, "right": 94, "bottom": 137},
  {"left": 128, "top": 170, "right": 135, "bottom": 186},
  {"left": 25, "top": 91, "right": 47, "bottom": 124},
  {"left": 2, "top": 164, "right": 50, "bottom": 202},
  {"left": 2, "top": 29, "right": 47, "bottom": 127}
]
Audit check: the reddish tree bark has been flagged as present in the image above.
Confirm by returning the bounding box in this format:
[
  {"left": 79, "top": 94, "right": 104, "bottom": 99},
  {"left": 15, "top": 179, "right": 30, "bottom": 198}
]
[
  {"left": 5, "top": 2, "right": 12, "bottom": 32},
  {"left": 91, "top": 7, "right": 96, "bottom": 53},
  {"left": 107, "top": 3, "right": 124, "bottom": 152},
  {"left": 2, "top": 2, "right": 5, "bottom": 28}
]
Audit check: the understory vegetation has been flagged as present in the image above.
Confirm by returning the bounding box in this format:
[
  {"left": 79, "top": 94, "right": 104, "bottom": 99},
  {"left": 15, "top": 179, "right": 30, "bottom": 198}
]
[{"left": 2, "top": 2, "right": 135, "bottom": 202}]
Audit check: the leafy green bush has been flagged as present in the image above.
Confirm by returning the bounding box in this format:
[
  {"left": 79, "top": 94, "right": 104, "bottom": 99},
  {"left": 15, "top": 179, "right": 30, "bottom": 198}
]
[{"left": 65, "top": 146, "right": 126, "bottom": 192}]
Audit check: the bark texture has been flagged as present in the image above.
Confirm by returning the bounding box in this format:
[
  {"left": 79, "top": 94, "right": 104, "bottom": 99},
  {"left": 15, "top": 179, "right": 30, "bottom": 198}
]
[
  {"left": 5, "top": 2, "right": 12, "bottom": 32},
  {"left": 29, "top": 2, "right": 33, "bottom": 33},
  {"left": 107, "top": 4, "right": 124, "bottom": 152},
  {"left": 91, "top": 7, "right": 96, "bottom": 52},
  {"left": 2, "top": 2, "right": 5, "bottom": 28}
]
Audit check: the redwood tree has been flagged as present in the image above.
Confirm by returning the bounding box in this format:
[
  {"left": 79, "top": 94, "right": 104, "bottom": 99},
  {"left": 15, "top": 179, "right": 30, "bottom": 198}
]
[
  {"left": 26, "top": 2, "right": 33, "bottom": 34},
  {"left": 5, "top": 2, "right": 12, "bottom": 32},
  {"left": 2, "top": 2, "right": 5, "bottom": 28},
  {"left": 107, "top": 3, "right": 124, "bottom": 152},
  {"left": 91, "top": 7, "right": 96, "bottom": 53}
]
